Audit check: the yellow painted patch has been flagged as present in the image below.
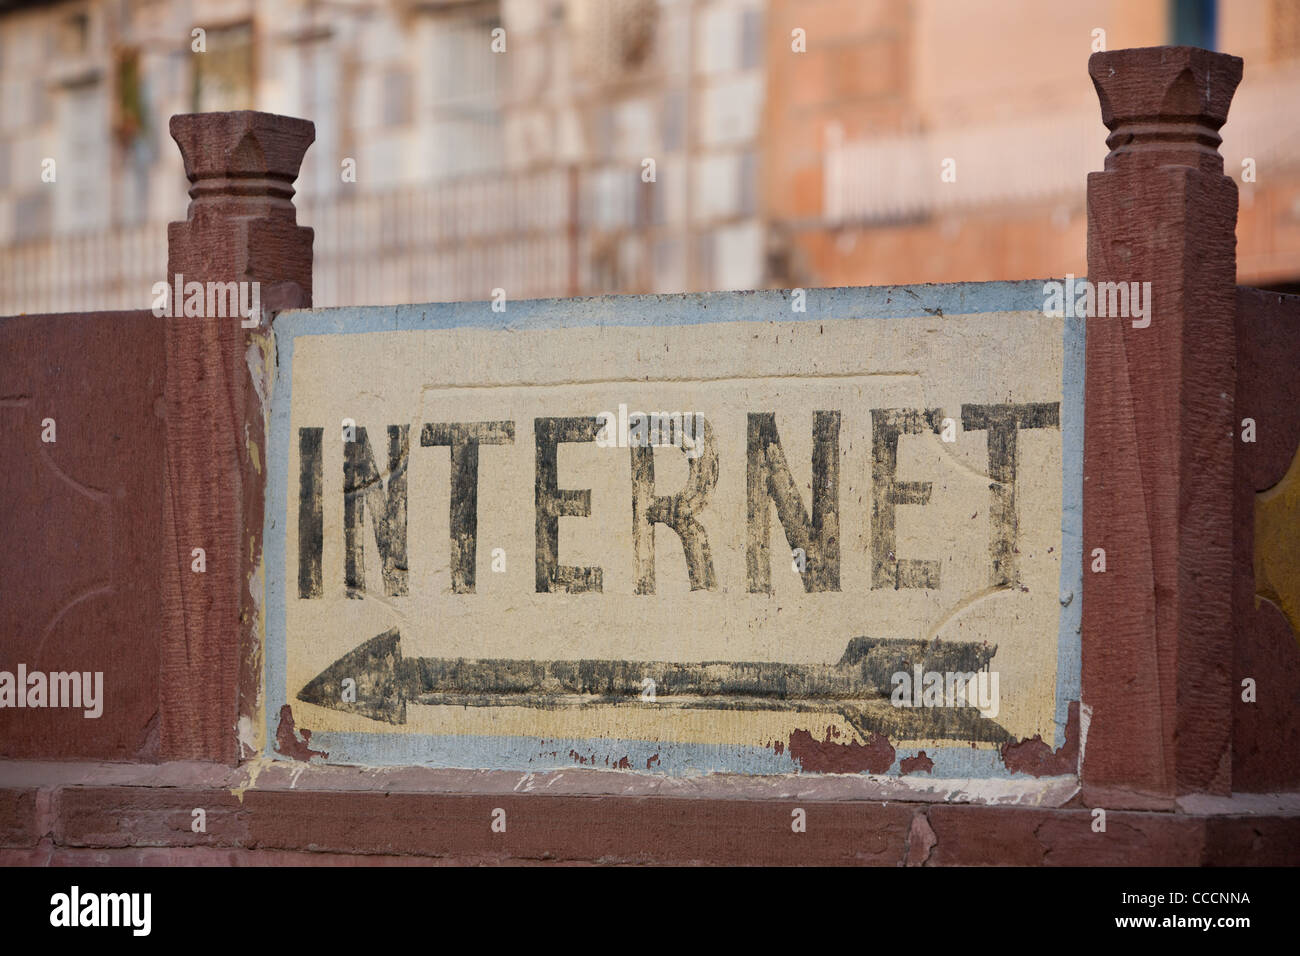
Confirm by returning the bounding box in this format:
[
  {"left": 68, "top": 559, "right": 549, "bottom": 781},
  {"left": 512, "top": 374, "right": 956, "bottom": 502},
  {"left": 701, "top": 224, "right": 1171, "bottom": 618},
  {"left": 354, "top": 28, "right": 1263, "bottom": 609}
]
[{"left": 1255, "top": 438, "right": 1300, "bottom": 645}]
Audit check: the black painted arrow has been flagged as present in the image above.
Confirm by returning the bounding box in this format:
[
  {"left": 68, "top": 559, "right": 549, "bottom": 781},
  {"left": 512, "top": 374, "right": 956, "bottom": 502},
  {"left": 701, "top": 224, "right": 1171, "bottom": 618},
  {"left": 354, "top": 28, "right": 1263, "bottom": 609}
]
[{"left": 297, "top": 631, "right": 1013, "bottom": 742}]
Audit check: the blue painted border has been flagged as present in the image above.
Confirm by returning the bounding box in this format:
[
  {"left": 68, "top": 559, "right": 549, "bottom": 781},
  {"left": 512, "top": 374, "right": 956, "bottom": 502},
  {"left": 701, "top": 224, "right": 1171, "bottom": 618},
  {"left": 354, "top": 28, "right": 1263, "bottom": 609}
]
[{"left": 264, "top": 282, "right": 1084, "bottom": 777}]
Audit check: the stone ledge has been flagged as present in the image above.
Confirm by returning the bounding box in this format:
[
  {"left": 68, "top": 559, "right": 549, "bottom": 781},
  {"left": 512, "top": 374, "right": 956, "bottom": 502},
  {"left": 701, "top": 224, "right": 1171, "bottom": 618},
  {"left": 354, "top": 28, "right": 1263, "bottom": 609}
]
[
  {"left": 0, "top": 758, "right": 1079, "bottom": 805},
  {"left": 2, "top": 763, "right": 1297, "bottom": 866}
]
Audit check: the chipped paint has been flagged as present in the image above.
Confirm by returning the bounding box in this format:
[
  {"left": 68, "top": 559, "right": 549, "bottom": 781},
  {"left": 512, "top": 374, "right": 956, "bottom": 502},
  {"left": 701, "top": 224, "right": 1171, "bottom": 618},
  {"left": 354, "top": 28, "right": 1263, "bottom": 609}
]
[
  {"left": 240, "top": 327, "right": 276, "bottom": 764},
  {"left": 229, "top": 752, "right": 275, "bottom": 803},
  {"left": 247, "top": 430, "right": 262, "bottom": 475},
  {"left": 274, "top": 704, "right": 327, "bottom": 762},
  {"left": 900, "top": 751, "right": 935, "bottom": 774},
  {"left": 245, "top": 334, "right": 273, "bottom": 414},
  {"left": 1077, "top": 699, "right": 1092, "bottom": 768},
  {"left": 242, "top": 542, "right": 267, "bottom": 757},
  {"left": 1000, "top": 700, "right": 1081, "bottom": 776},
  {"left": 236, "top": 715, "right": 258, "bottom": 761},
  {"left": 788, "top": 726, "right": 896, "bottom": 774},
  {"left": 905, "top": 812, "right": 938, "bottom": 865}
]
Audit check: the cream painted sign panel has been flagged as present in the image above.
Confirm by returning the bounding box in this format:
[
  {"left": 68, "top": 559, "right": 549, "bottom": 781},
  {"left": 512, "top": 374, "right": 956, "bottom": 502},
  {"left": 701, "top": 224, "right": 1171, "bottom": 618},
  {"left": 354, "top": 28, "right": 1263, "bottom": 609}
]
[{"left": 265, "top": 284, "right": 1083, "bottom": 776}]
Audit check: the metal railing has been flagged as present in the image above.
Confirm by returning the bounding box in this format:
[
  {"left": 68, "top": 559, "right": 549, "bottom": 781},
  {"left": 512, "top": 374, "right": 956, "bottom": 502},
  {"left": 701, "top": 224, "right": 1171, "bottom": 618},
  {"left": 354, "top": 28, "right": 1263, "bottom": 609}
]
[{"left": 0, "top": 169, "right": 577, "bottom": 316}]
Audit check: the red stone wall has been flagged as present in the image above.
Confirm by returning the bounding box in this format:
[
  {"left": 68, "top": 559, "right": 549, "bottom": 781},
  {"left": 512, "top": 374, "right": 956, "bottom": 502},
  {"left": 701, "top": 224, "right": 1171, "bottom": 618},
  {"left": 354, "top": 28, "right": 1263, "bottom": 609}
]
[{"left": 0, "top": 311, "right": 164, "bottom": 761}]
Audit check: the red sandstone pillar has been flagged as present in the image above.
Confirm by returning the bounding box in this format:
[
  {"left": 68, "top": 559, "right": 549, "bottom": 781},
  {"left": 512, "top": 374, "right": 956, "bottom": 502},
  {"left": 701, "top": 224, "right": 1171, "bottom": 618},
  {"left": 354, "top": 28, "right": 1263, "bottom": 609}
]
[
  {"left": 1083, "top": 48, "right": 1242, "bottom": 807},
  {"left": 161, "top": 112, "right": 314, "bottom": 762}
]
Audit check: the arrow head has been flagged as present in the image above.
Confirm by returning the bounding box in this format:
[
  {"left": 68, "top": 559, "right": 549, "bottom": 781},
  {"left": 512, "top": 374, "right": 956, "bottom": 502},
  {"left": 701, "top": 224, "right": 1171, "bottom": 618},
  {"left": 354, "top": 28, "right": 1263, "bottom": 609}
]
[
  {"left": 297, "top": 626, "right": 408, "bottom": 724},
  {"left": 837, "top": 635, "right": 998, "bottom": 674}
]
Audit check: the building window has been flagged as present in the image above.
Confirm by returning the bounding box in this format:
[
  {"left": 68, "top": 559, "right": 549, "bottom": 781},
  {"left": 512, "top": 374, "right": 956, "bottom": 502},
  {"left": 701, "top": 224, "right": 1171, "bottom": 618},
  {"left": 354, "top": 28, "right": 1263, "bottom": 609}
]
[
  {"left": 740, "top": 6, "right": 762, "bottom": 70},
  {"left": 54, "top": 80, "right": 110, "bottom": 234},
  {"left": 383, "top": 69, "right": 412, "bottom": 128},
  {"left": 57, "top": 10, "right": 91, "bottom": 57},
  {"left": 192, "top": 21, "right": 254, "bottom": 112},
  {"left": 427, "top": 15, "right": 505, "bottom": 178}
]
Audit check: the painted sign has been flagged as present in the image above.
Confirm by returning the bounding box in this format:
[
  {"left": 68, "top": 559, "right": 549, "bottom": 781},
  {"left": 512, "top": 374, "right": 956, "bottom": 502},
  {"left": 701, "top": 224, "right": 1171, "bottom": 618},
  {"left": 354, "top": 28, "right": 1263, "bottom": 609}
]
[{"left": 265, "top": 283, "right": 1082, "bottom": 776}]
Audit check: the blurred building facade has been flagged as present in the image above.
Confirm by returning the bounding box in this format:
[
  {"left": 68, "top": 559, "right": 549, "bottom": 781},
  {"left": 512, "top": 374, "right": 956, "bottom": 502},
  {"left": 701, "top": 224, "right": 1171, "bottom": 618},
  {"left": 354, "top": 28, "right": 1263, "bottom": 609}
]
[{"left": 0, "top": 0, "right": 1298, "bottom": 314}]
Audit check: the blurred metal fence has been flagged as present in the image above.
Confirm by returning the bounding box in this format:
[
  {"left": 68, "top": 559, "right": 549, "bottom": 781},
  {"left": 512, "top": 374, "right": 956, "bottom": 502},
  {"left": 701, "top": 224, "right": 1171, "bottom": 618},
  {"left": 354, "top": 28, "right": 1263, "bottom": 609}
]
[
  {"left": 0, "top": 169, "right": 577, "bottom": 316},
  {"left": 303, "top": 168, "right": 576, "bottom": 307},
  {"left": 0, "top": 222, "right": 166, "bottom": 315}
]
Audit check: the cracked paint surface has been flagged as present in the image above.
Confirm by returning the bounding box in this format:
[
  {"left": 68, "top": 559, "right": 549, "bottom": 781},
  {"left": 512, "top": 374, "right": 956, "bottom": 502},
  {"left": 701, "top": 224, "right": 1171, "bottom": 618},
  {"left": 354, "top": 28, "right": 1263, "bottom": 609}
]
[{"left": 263, "top": 286, "right": 1080, "bottom": 775}]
